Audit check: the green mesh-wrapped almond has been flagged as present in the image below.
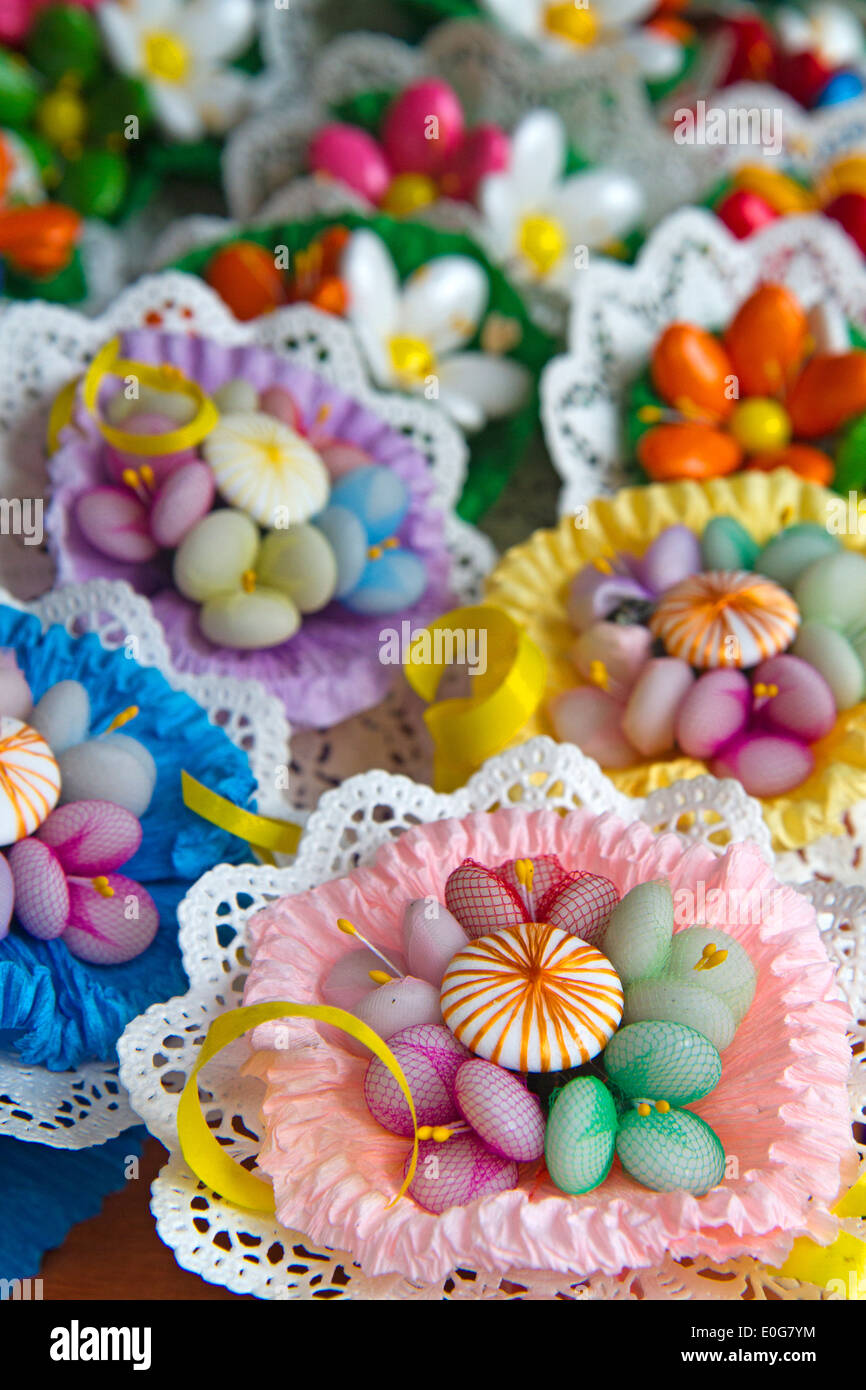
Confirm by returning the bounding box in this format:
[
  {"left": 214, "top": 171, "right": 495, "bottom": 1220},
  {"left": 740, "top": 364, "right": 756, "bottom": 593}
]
[
  {"left": 666, "top": 927, "right": 757, "bottom": 1025},
  {"left": 601, "top": 880, "right": 673, "bottom": 986},
  {"left": 616, "top": 1107, "right": 726, "bottom": 1194},
  {"left": 623, "top": 979, "right": 737, "bottom": 1052},
  {"left": 544, "top": 1077, "right": 617, "bottom": 1196},
  {"left": 604, "top": 1020, "right": 722, "bottom": 1105}
]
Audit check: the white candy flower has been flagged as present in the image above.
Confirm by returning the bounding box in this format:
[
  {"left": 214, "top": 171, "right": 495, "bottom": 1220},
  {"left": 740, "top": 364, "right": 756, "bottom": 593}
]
[
  {"left": 98, "top": 0, "right": 256, "bottom": 141},
  {"left": 477, "top": 111, "right": 645, "bottom": 289},
  {"left": 775, "top": 2, "right": 863, "bottom": 65},
  {"left": 481, "top": 0, "right": 684, "bottom": 80},
  {"left": 341, "top": 231, "right": 533, "bottom": 432},
  {"left": 481, "top": 0, "right": 656, "bottom": 43}
]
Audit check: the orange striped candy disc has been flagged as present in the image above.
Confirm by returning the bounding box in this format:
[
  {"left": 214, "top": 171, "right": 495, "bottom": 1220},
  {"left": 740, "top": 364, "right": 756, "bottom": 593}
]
[
  {"left": 0, "top": 716, "right": 61, "bottom": 846},
  {"left": 440, "top": 922, "right": 624, "bottom": 1073},
  {"left": 649, "top": 569, "right": 799, "bottom": 669}
]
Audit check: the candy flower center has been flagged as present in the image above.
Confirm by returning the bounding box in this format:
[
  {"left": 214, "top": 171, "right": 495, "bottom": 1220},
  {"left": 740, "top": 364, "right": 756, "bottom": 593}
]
[
  {"left": 544, "top": 1, "right": 598, "bottom": 45},
  {"left": 693, "top": 942, "right": 728, "bottom": 971},
  {"left": 388, "top": 335, "right": 436, "bottom": 384},
  {"left": 121, "top": 465, "right": 156, "bottom": 501},
  {"left": 68, "top": 874, "right": 115, "bottom": 898},
  {"left": 367, "top": 536, "right": 400, "bottom": 561},
  {"left": 143, "top": 31, "right": 190, "bottom": 84},
  {"left": 517, "top": 212, "right": 567, "bottom": 277},
  {"left": 37, "top": 87, "right": 87, "bottom": 148},
  {"left": 728, "top": 397, "right": 792, "bottom": 454},
  {"left": 381, "top": 173, "right": 438, "bottom": 218},
  {"left": 103, "top": 704, "right": 139, "bottom": 734}
]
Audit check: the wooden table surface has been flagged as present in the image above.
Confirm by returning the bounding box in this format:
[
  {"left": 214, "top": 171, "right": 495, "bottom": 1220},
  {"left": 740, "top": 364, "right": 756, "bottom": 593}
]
[{"left": 40, "top": 1138, "right": 251, "bottom": 1300}]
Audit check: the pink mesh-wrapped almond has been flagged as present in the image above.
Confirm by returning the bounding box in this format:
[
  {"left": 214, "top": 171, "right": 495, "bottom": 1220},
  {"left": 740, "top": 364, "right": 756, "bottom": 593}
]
[{"left": 364, "top": 1024, "right": 468, "bottom": 1137}]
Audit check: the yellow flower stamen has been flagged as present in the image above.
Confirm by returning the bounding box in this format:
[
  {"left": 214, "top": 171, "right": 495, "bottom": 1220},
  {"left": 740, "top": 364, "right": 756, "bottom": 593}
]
[
  {"left": 517, "top": 213, "right": 567, "bottom": 278},
  {"left": 514, "top": 858, "right": 535, "bottom": 894},
  {"left": 381, "top": 173, "right": 438, "bottom": 218},
  {"left": 589, "top": 660, "right": 609, "bottom": 690},
  {"left": 105, "top": 705, "right": 139, "bottom": 733},
  {"left": 143, "top": 31, "right": 190, "bottom": 84},
  {"left": 544, "top": 2, "right": 598, "bottom": 45},
  {"left": 388, "top": 335, "right": 436, "bottom": 385},
  {"left": 693, "top": 943, "right": 729, "bottom": 972}
]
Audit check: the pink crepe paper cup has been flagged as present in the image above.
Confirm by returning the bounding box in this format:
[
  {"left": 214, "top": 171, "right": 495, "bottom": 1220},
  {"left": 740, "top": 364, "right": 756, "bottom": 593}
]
[{"left": 242, "top": 806, "right": 857, "bottom": 1284}]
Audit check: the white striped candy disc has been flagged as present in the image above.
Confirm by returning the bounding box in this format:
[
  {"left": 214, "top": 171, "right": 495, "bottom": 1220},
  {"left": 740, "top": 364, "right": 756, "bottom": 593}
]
[
  {"left": 440, "top": 922, "right": 623, "bottom": 1073},
  {"left": 0, "top": 716, "right": 61, "bottom": 846},
  {"left": 649, "top": 570, "right": 799, "bottom": 669}
]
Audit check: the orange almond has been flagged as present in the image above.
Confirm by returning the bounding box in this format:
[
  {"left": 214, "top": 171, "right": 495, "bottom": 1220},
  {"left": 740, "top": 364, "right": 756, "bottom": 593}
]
[
  {"left": 650, "top": 323, "right": 735, "bottom": 423},
  {"left": 723, "top": 284, "right": 809, "bottom": 397},
  {"left": 786, "top": 353, "right": 866, "bottom": 437},
  {"left": 637, "top": 423, "right": 743, "bottom": 481}
]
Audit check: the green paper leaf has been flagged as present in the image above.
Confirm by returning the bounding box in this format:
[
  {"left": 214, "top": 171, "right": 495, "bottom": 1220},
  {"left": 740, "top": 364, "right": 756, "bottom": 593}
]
[
  {"left": 834, "top": 413, "right": 866, "bottom": 494},
  {"left": 2, "top": 246, "right": 87, "bottom": 305},
  {"left": 145, "top": 138, "right": 222, "bottom": 183},
  {"left": 0, "top": 49, "right": 42, "bottom": 126},
  {"left": 397, "top": 0, "right": 479, "bottom": 17},
  {"left": 625, "top": 366, "right": 665, "bottom": 458},
  {"left": 27, "top": 4, "right": 102, "bottom": 87},
  {"left": 330, "top": 90, "right": 394, "bottom": 136},
  {"left": 87, "top": 75, "right": 152, "bottom": 140},
  {"left": 849, "top": 323, "right": 866, "bottom": 351},
  {"left": 58, "top": 148, "right": 128, "bottom": 218}
]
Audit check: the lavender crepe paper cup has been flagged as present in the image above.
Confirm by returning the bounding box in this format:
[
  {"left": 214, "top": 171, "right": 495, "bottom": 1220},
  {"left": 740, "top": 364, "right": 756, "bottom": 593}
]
[{"left": 46, "top": 331, "right": 456, "bottom": 728}]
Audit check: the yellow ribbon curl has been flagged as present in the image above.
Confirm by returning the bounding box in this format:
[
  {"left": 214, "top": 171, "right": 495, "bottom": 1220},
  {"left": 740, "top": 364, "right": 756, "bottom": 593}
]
[
  {"left": 404, "top": 605, "right": 546, "bottom": 792},
  {"left": 176, "top": 1002, "right": 419, "bottom": 1213},
  {"left": 81, "top": 336, "right": 219, "bottom": 455},
  {"left": 181, "top": 771, "right": 302, "bottom": 862},
  {"left": 47, "top": 377, "right": 80, "bottom": 452}
]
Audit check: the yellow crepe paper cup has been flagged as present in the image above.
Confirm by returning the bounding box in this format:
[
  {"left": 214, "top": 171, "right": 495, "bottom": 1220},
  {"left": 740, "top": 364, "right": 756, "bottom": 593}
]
[{"left": 484, "top": 472, "right": 866, "bottom": 851}]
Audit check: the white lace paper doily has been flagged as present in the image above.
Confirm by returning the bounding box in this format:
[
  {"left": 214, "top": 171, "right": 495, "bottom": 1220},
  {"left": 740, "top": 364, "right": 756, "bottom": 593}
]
[
  {"left": 412, "top": 19, "right": 709, "bottom": 228},
  {"left": 118, "top": 736, "right": 865, "bottom": 1300},
  {"left": 257, "top": 0, "right": 412, "bottom": 102},
  {"left": 656, "top": 81, "right": 866, "bottom": 193},
  {"left": 542, "top": 206, "right": 866, "bottom": 515},
  {"left": 0, "top": 271, "right": 493, "bottom": 607},
  {"left": 0, "top": 578, "right": 291, "bottom": 1150}
]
